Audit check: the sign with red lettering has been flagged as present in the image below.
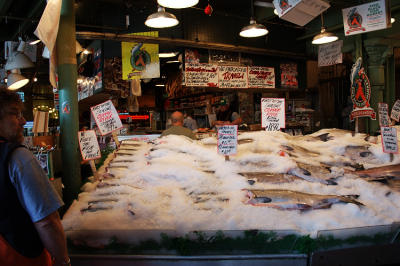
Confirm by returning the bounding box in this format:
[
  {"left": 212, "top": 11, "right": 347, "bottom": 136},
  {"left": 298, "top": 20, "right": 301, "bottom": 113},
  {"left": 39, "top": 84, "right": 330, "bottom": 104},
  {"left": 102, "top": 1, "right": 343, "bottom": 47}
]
[
  {"left": 78, "top": 130, "right": 101, "bottom": 161},
  {"left": 91, "top": 100, "right": 123, "bottom": 135},
  {"left": 261, "top": 98, "right": 285, "bottom": 131},
  {"left": 218, "top": 66, "right": 248, "bottom": 88},
  {"left": 248, "top": 66, "right": 275, "bottom": 88},
  {"left": 185, "top": 63, "right": 218, "bottom": 87}
]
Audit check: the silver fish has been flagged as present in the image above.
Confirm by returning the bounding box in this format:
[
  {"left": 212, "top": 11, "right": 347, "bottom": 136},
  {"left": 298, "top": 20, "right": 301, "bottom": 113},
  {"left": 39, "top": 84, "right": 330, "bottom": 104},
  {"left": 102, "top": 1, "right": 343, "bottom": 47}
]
[
  {"left": 288, "top": 166, "right": 337, "bottom": 185},
  {"left": 243, "top": 189, "right": 363, "bottom": 211},
  {"left": 240, "top": 172, "right": 301, "bottom": 184}
]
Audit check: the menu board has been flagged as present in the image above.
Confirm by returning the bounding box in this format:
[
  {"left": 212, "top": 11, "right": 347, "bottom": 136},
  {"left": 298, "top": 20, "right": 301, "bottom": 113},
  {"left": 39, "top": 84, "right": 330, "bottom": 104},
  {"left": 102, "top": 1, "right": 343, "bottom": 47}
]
[
  {"left": 318, "top": 40, "right": 343, "bottom": 67},
  {"left": 185, "top": 63, "right": 218, "bottom": 87},
  {"left": 217, "top": 125, "right": 238, "bottom": 156},
  {"left": 378, "top": 102, "right": 390, "bottom": 127},
  {"left": 381, "top": 127, "right": 398, "bottom": 154},
  {"left": 390, "top": 100, "right": 400, "bottom": 122},
  {"left": 248, "top": 66, "right": 275, "bottom": 88},
  {"left": 261, "top": 98, "right": 285, "bottom": 131},
  {"left": 91, "top": 100, "right": 123, "bottom": 135},
  {"left": 218, "top": 66, "right": 248, "bottom": 88},
  {"left": 78, "top": 130, "right": 101, "bottom": 161}
]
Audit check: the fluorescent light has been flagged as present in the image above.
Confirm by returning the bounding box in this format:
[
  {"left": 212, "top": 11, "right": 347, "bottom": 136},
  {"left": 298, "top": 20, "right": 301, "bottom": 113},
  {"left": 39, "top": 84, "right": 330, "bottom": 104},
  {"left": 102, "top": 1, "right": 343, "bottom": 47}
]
[
  {"left": 158, "top": 0, "right": 198, "bottom": 9},
  {"left": 239, "top": 18, "right": 268, "bottom": 38},
  {"left": 312, "top": 27, "right": 338, "bottom": 44},
  {"left": 145, "top": 6, "right": 179, "bottom": 28},
  {"left": 159, "top": 52, "right": 178, "bottom": 58}
]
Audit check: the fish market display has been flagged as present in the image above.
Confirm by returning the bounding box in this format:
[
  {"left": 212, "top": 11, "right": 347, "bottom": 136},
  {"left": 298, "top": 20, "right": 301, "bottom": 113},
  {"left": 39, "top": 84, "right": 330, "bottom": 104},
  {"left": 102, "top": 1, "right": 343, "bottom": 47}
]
[{"left": 63, "top": 129, "right": 400, "bottom": 244}]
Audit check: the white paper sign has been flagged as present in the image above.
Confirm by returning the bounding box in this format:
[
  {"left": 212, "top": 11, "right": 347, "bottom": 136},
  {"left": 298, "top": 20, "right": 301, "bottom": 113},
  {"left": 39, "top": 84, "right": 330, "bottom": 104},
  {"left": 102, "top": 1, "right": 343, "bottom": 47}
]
[
  {"left": 261, "top": 98, "right": 285, "bottom": 131},
  {"left": 91, "top": 100, "right": 123, "bottom": 135},
  {"left": 248, "top": 66, "right": 275, "bottom": 88},
  {"left": 217, "top": 125, "right": 238, "bottom": 156},
  {"left": 318, "top": 40, "right": 343, "bottom": 67},
  {"left": 218, "top": 66, "right": 248, "bottom": 88},
  {"left": 381, "top": 127, "right": 398, "bottom": 153},
  {"left": 342, "top": 0, "right": 389, "bottom": 36},
  {"left": 378, "top": 102, "right": 390, "bottom": 127},
  {"left": 391, "top": 100, "right": 400, "bottom": 122},
  {"left": 185, "top": 63, "right": 218, "bottom": 87},
  {"left": 78, "top": 130, "right": 101, "bottom": 160}
]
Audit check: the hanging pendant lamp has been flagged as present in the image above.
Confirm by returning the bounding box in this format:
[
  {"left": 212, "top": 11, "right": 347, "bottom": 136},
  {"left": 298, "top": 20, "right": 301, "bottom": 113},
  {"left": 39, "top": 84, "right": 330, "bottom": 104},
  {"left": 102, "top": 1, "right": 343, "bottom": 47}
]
[
  {"left": 239, "top": 0, "right": 268, "bottom": 38},
  {"left": 7, "top": 69, "right": 29, "bottom": 90},
  {"left": 157, "top": 0, "right": 198, "bottom": 9},
  {"left": 145, "top": 6, "right": 179, "bottom": 28},
  {"left": 312, "top": 13, "right": 338, "bottom": 45}
]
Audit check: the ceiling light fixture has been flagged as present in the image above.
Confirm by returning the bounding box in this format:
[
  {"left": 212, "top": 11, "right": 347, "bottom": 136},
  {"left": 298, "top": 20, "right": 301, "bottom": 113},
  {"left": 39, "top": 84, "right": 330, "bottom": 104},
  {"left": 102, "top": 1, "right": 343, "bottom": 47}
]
[
  {"left": 159, "top": 52, "right": 178, "bottom": 58},
  {"left": 166, "top": 60, "right": 180, "bottom": 63},
  {"left": 5, "top": 39, "right": 34, "bottom": 71},
  {"left": 312, "top": 13, "right": 338, "bottom": 45},
  {"left": 157, "top": 0, "right": 198, "bottom": 9},
  {"left": 273, "top": 9, "right": 278, "bottom": 15},
  {"left": 29, "top": 39, "right": 41, "bottom": 45},
  {"left": 145, "top": 6, "right": 179, "bottom": 28},
  {"left": 239, "top": 0, "right": 268, "bottom": 38},
  {"left": 155, "top": 84, "right": 165, "bottom": 87},
  {"left": 7, "top": 69, "right": 29, "bottom": 90},
  {"left": 391, "top": 17, "right": 395, "bottom": 24}
]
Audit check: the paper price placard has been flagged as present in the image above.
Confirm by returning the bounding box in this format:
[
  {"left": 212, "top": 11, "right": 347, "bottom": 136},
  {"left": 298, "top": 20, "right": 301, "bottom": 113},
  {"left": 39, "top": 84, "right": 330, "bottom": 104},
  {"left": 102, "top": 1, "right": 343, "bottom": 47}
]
[
  {"left": 318, "top": 40, "right": 343, "bottom": 67},
  {"left": 261, "top": 98, "right": 285, "bottom": 131},
  {"left": 218, "top": 66, "right": 248, "bottom": 88},
  {"left": 91, "top": 100, "right": 123, "bottom": 135},
  {"left": 378, "top": 102, "right": 390, "bottom": 127},
  {"left": 381, "top": 127, "right": 398, "bottom": 154},
  {"left": 248, "top": 66, "right": 275, "bottom": 88},
  {"left": 217, "top": 125, "right": 238, "bottom": 156},
  {"left": 185, "top": 63, "right": 218, "bottom": 87},
  {"left": 78, "top": 130, "right": 101, "bottom": 161},
  {"left": 390, "top": 99, "right": 400, "bottom": 122}
]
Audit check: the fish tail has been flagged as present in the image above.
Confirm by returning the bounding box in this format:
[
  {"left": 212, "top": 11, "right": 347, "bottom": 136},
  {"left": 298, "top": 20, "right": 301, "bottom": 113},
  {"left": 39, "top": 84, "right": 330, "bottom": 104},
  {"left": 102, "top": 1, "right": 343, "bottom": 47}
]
[{"left": 340, "top": 195, "right": 364, "bottom": 206}]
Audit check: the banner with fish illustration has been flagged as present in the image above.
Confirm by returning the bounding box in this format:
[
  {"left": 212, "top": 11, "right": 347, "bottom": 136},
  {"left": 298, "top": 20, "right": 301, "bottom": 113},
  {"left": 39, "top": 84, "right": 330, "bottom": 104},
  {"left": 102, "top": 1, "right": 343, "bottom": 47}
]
[
  {"left": 280, "top": 63, "right": 298, "bottom": 88},
  {"left": 349, "top": 57, "right": 376, "bottom": 121},
  {"left": 78, "top": 130, "right": 101, "bottom": 161},
  {"left": 91, "top": 100, "right": 123, "bottom": 136},
  {"left": 248, "top": 66, "right": 275, "bottom": 88},
  {"left": 381, "top": 126, "right": 398, "bottom": 153},
  {"left": 342, "top": 0, "right": 390, "bottom": 36},
  {"left": 261, "top": 98, "right": 285, "bottom": 131},
  {"left": 121, "top": 32, "right": 159, "bottom": 80},
  {"left": 378, "top": 102, "right": 390, "bottom": 127},
  {"left": 217, "top": 125, "right": 238, "bottom": 156}
]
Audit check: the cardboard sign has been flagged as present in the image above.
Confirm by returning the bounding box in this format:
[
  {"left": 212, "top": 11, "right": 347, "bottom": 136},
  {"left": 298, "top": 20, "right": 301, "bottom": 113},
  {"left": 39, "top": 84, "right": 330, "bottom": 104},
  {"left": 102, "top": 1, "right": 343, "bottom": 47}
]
[
  {"left": 261, "top": 98, "right": 285, "bottom": 131},
  {"left": 342, "top": 0, "right": 389, "bottom": 36},
  {"left": 217, "top": 125, "right": 238, "bottom": 156},
  {"left": 185, "top": 63, "right": 218, "bottom": 87},
  {"left": 78, "top": 130, "right": 101, "bottom": 161},
  {"left": 91, "top": 100, "right": 123, "bottom": 135},
  {"left": 248, "top": 66, "right": 275, "bottom": 88},
  {"left": 318, "top": 40, "right": 343, "bottom": 67},
  {"left": 378, "top": 102, "right": 390, "bottom": 127},
  {"left": 218, "top": 66, "right": 248, "bottom": 88},
  {"left": 390, "top": 99, "right": 400, "bottom": 122},
  {"left": 381, "top": 127, "right": 398, "bottom": 153}
]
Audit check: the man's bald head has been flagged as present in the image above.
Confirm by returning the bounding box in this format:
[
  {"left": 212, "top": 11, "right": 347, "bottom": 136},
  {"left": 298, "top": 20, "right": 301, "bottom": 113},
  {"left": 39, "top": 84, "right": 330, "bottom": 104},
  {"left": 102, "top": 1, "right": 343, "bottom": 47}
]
[{"left": 171, "top": 111, "right": 184, "bottom": 126}]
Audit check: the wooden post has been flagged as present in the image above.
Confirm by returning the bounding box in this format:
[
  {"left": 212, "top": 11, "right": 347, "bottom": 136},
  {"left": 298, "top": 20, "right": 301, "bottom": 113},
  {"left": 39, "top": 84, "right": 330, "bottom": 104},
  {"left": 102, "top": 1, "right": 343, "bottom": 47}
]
[
  {"left": 89, "top": 160, "right": 99, "bottom": 180},
  {"left": 225, "top": 155, "right": 229, "bottom": 161},
  {"left": 112, "top": 131, "right": 120, "bottom": 147}
]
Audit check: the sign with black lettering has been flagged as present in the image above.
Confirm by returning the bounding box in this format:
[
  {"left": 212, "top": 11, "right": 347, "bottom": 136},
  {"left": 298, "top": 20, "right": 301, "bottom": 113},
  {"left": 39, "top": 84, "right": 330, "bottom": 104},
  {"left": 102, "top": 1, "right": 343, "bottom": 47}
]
[
  {"left": 185, "top": 63, "right": 218, "bottom": 87},
  {"left": 261, "top": 98, "right": 285, "bottom": 131},
  {"left": 378, "top": 102, "right": 390, "bottom": 127},
  {"left": 318, "top": 40, "right": 343, "bottom": 67},
  {"left": 217, "top": 125, "right": 238, "bottom": 156},
  {"left": 218, "top": 66, "right": 248, "bottom": 88},
  {"left": 390, "top": 99, "right": 400, "bottom": 122},
  {"left": 248, "top": 66, "right": 275, "bottom": 88},
  {"left": 78, "top": 130, "right": 101, "bottom": 161},
  {"left": 91, "top": 100, "right": 123, "bottom": 135},
  {"left": 381, "top": 127, "right": 398, "bottom": 154}
]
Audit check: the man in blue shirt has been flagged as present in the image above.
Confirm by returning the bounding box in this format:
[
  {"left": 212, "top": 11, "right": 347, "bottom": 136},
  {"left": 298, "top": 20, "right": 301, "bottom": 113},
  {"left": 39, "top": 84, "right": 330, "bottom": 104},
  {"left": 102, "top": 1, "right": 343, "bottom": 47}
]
[{"left": 0, "top": 89, "right": 70, "bottom": 266}]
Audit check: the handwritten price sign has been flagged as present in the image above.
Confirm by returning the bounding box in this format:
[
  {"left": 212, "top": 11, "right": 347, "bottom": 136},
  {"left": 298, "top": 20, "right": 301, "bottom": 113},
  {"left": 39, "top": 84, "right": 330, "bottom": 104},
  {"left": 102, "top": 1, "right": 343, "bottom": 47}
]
[
  {"left": 248, "top": 66, "right": 275, "bottom": 88},
  {"left": 381, "top": 127, "right": 398, "bottom": 154},
  {"left": 261, "top": 98, "right": 285, "bottom": 131},
  {"left": 390, "top": 99, "right": 400, "bottom": 122},
  {"left": 91, "top": 100, "right": 123, "bottom": 135},
  {"left": 185, "top": 63, "right": 218, "bottom": 87},
  {"left": 217, "top": 125, "right": 238, "bottom": 156},
  {"left": 378, "top": 102, "right": 390, "bottom": 127},
  {"left": 218, "top": 66, "right": 248, "bottom": 88},
  {"left": 78, "top": 130, "right": 101, "bottom": 160}
]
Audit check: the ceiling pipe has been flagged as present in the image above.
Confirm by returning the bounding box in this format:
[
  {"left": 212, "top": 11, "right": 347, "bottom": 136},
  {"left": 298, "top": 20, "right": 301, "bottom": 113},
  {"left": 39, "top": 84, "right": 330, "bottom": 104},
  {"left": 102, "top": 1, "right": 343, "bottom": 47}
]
[{"left": 76, "top": 31, "right": 306, "bottom": 59}]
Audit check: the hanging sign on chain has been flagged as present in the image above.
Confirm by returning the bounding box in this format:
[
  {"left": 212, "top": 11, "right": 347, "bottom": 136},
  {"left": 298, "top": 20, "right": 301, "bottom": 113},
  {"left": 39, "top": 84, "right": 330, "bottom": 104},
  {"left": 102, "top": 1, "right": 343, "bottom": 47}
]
[{"left": 349, "top": 57, "right": 376, "bottom": 121}]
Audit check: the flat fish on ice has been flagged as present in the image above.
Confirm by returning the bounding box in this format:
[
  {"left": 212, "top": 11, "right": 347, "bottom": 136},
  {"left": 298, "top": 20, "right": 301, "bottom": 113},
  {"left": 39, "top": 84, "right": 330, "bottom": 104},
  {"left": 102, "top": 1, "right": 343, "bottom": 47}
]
[{"left": 243, "top": 189, "right": 364, "bottom": 211}]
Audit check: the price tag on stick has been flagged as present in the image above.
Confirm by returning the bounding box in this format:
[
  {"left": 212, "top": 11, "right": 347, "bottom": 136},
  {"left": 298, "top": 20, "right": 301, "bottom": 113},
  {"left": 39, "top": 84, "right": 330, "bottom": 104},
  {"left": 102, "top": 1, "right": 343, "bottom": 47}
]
[
  {"left": 217, "top": 125, "right": 238, "bottom": 158},
  {"left": 391, "top": 100, "right": 400, "bottom": 122},
  {"left": 78, "top": 130, "right": 101, "bottom": 180},
  {"left": 261, "top": 98, "right": 285, "bottom": 131},
  {"left": 91, "top": 100, "right": 123, "bottom": 136},
  {"left": 381, "top": 127, "right": 398, "bottom": 154}
]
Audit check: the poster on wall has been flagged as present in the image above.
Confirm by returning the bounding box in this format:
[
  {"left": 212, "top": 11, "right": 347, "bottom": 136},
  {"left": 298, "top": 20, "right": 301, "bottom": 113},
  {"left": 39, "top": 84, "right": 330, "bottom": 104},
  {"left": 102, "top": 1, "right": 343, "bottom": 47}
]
[
  {"left": 218, "top": 66, "right": 248, "bottom": 88},
  {"left": 261, "top": 98, "right": 285, "bottom": 131},
  {"left": 248, "top": 66, "right": 275, "bottom": 88},
  {"left": 318, "top": 40, "right": 343, "bottom": 67},
  {"left": 121, "top": 32, "right": 160, "bottom": 80},
  {"left": 342, "top": 0, "right": 390, "bottom": 36},
  {"left": 184, "top": 63, "right": 218, "bottom": 87},
  {"left": 91, "top": 100, "right": 123, "bottom": 135},
  {"left": 280, "top": 63, "right": 298, "bottom": 88}
]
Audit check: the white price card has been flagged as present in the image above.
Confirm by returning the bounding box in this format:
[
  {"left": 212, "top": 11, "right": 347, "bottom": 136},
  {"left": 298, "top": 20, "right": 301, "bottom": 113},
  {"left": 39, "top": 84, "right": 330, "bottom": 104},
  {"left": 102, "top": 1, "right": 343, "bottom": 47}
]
[
  {"left": 381, "top": 127, "right": 398, "bottom": 154},
  {"left": 390, "top": 99, "right": 400, "bottom": 122},
  {"left": 378, "top": 102, "right": 390, "bottom": 127},
  {"left": 217, "top": 125, "right": 238, "bottom": 156},
  {"left": 91, "top": 100, "right": 123, "bottom": 135},
  {"left": 78, "top": 130, "right": 101, "bottom": 161},
  {"left": 261, "top": 98, "right": 285, "bottom": 131}
]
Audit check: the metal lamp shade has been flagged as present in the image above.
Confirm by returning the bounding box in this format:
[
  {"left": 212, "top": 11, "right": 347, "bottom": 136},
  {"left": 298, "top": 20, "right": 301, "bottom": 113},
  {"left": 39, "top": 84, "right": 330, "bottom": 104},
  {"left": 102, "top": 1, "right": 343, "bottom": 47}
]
[
  {"left": 240, "top": 19, "right": 268, "bottom": 38},
  {"left": 5, "top": 52, "right": 34, "bottom": 70},
  {"left": 157, "top": 0, "right": 198, "bottom": 9},
  {"left": 7, "top": 70, "right": 29, "bottom": 90},
  {"left": 312, "top": 27, "right": 338, "bottom": 45},
  {"left": 145, "top": 7, "right": 179, "bottom": 28}
]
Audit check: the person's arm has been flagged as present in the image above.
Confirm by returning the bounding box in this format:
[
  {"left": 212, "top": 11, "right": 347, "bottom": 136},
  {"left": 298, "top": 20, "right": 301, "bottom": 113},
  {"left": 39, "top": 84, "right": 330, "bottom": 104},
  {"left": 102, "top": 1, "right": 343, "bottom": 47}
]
[{"left": 34, "top": 211, "right": 70, "bottom": 266}]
